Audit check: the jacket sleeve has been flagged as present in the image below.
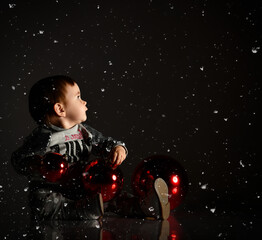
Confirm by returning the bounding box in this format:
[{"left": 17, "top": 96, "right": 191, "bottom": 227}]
[
  {"left": 82, "top": 124, "right": 128, "bottom": 159},
  {"left": 11, "top": 127, "right": 50, "bottom": 176}
]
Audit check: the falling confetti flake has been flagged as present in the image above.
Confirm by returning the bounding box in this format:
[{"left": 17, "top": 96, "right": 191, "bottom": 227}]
[
  {"left": 210, "top": 208, "right": 216, "bottom": 213},
  {"left": 240, "top": 160, "right": 245, "bottom": 167},
  {"left": 251, "top": 47, "right": 260, "bottom": 53},
  {"left": 9, "top": 4, "right": 16, "bottom": 8}
]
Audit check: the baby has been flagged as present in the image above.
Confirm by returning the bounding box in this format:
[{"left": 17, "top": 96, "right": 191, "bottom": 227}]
[{"left": 11, "top": 75, "right": 170, "bottom": 221}]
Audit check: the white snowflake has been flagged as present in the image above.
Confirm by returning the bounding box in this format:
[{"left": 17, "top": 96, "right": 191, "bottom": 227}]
[
  {"left": 251, "top": 47, "right": 260, "bottom": 53},
  {"left": 9, "top": 4, "right": 16, "bottom": 8},
  {"left": 210, "top": 207, "right": 216, "bottom": 213},
  {"left": 240, "top": 160, "right": 245, "bottom": 167}
]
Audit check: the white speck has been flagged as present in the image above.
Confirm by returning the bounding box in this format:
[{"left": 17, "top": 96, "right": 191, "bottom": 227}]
[
  {"left": 240, "top": 160, "right": 245, "bottom": 167},
  {"left": 161, "top": 114, "right": 166, "bottom": 118},
  {"left": 97, "top": 5, "right": 100, "bottom": 9},
  {"left": 149, "top": 206, "right": 154, "bottom": 212},
  {"left": 95, "top": 224, "right": 100, "bottom": 228},
  {"left": 0, "top": 185, "right": 2, "bottom": 188},
  {"left": 210, "top": 208, "right": 216, "bottom": 213},
  {"left": 9, "top": 4, "right": 16, "bottom": 8},
  {"left": 201, "top": 184, "right": 208, "bottom": 189},
  {"left": 200, "top": 66, "right": 204, "bottom": 71},
  {"left": 11, "top": 86, "right": 15, "bottom": 90},
  {"left": 213, "top": 110, "right": 218, "bottom": 114},
  {"left": 24, "top": 187, "right": 29, "bottom": 192},
  {"left": 101, "top": 88, "right": 105, "bottom": 92},
  {"left": 54, "top": 40, "right": 58, "bottom": 43},
  {"left": 251, "top": 47, "right": 260, "bottom": 53},
  {"left": 224, "top": 118, "right": 228, "bottom": 121},
  {"left": 39, "top": 30, "right": 44, "bottom": 34},
  {"left": 64, "top": 203, "right": 68, "bottom": 207},
  {"left": 108, "top": 60, "right": 112, "bottom": 65}
]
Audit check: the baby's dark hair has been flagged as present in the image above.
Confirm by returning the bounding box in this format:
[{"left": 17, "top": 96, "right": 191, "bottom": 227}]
[{"left": 29, "top": 75, "right": 76, "bottom": 124}]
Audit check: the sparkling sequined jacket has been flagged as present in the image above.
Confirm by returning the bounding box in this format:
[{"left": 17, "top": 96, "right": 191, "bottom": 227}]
[{"left": 11, "top": 123, "right": 127, "bottom": 186}]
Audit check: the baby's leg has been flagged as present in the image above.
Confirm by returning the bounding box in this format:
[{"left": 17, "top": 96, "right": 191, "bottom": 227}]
[{"left": 29, "top": 188, "right": 103, "bottom": 221}]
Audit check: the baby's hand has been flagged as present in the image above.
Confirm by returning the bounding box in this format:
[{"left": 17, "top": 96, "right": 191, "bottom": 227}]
[{"left": 109, "top": 146, "right": 127, "bottom": 169}]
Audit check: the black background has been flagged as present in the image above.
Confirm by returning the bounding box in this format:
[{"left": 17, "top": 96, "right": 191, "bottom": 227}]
[{"left": 0, "top": 0, "right": 261, "bottom": 238}]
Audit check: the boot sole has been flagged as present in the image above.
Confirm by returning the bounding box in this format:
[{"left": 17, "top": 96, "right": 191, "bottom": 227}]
[
  {"left": 98, "top": 193, "right": 104, "bottom": 215},
  {"left": 154, "top": 178, "right": 170, "bottom": 220}
]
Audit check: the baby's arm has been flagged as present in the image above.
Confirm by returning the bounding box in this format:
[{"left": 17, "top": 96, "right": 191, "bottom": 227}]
[{"left": 83, "top": 124, "right": 127, "bottom": 168}]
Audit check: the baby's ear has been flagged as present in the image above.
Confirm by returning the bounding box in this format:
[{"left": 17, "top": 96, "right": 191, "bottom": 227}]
[{"left": 54, "top": 103, "right": 66, "bottom": 117}]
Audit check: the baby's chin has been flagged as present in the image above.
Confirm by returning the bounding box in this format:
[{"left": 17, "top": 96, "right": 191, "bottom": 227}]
[{"left": 82, "top": 115, "right": 87, "bottom": 122}]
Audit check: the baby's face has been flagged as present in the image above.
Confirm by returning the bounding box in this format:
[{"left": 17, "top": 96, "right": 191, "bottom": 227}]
[{"left": 62, "top": 83, "right": 88, "bottom": 125}]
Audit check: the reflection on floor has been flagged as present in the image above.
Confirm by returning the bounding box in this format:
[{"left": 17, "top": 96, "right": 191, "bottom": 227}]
[
  {"left": 25, "top": 212, "right": 186, "bottom": 240},
  {"left": 2, "top": 210, "right": 260, "bottom": 239}
]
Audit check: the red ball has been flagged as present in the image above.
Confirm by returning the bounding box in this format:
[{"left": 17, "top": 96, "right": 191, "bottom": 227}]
[
  {"left": 40, "top": 152, "right": 68, "bottom": 183},
  {"left": 132, "top": 155, "right": 188, "bottom": 210},
  {"left": 82, "top": 159, "right": 124, "bottom": 202}
]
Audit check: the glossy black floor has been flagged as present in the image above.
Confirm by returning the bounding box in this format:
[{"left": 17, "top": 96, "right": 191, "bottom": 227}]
[{"left": 1, "top": 208, "right": 260, "bottom": 240}]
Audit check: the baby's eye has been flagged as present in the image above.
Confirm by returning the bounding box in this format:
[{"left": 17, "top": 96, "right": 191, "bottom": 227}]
[{"left": 77, "top": 95, "right": 81, "bottom": 99}]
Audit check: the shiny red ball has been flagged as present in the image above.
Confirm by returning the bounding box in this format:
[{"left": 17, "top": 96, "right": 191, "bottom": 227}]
[
  {"left": 132, "top": 155, "right": 188, "bottom": 210},
  {"left": 82, "top": 159, "right": 124, "bottom": 202},
  {"left": 40, "top": 152, "right": 68, "bottom": 183}
]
